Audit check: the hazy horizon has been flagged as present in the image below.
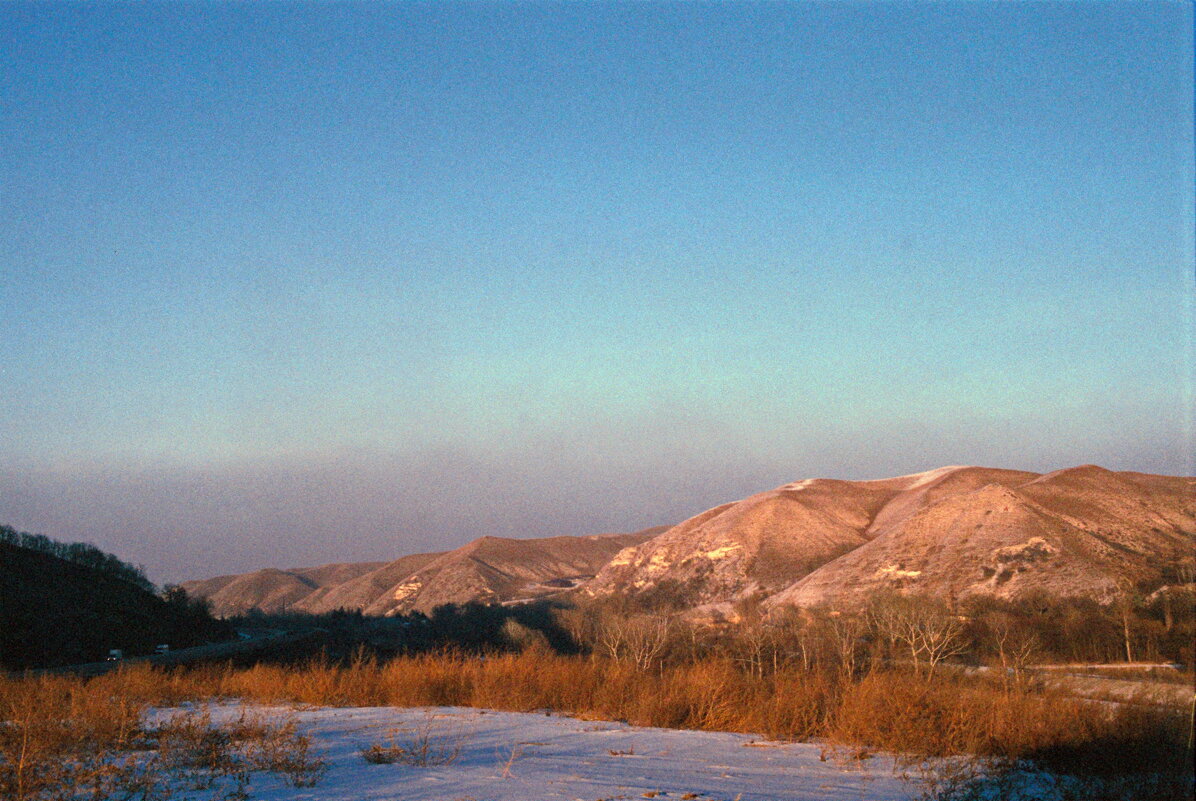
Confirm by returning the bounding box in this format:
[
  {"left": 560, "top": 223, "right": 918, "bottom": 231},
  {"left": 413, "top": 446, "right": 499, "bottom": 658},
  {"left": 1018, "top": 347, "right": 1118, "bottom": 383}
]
[{"left": 3, "top": 2, "right": 1193, "bottom": 583}]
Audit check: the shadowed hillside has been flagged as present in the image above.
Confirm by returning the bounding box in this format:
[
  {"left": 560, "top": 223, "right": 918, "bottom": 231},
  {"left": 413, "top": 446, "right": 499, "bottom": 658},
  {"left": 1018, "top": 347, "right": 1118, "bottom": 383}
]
[{"left": 1, "top": 530, "right": 231, "bottom": 670}]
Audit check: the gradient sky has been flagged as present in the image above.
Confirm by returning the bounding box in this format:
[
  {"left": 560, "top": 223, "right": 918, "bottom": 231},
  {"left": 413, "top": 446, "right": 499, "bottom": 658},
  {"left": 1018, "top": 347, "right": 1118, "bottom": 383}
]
[{"left": 2, "top": 2, "right": 1193, "bottom": 583}]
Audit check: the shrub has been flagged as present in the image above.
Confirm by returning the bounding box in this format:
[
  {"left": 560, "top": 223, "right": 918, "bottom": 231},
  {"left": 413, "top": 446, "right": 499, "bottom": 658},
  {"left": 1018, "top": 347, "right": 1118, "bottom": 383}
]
[{"left": 359, "top": 711, "right": 465, "bottom": 767}]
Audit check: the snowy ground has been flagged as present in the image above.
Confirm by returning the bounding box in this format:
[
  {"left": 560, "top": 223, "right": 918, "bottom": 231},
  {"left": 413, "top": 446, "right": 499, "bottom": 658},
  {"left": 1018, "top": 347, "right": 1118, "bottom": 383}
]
[{"left": 155, "top": 703, "right": 921, "bottom": 801}]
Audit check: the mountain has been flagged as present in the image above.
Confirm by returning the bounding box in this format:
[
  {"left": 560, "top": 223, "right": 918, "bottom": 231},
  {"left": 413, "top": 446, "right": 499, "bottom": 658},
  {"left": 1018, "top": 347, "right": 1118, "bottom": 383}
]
[
  {"left": 184, "top": 466, "right": 1193, "bottom": 618},
  {"left": 181, "top": 561, "right": 388, "bottom": 616},
  {"left": 583, "top": 466, "right": 1195, "bottom": 613},
  {"left": 184, "top": 529, "right": 662, "bottom": 617},
  {"left": 293, "top": 552, "right": 441, "bottom": 614},
  {"left": 355, "top": 532, "right": 661, "bottom": 616},
  {"left": 769, "top": 466, "right": 1194, "bottom": 609}
]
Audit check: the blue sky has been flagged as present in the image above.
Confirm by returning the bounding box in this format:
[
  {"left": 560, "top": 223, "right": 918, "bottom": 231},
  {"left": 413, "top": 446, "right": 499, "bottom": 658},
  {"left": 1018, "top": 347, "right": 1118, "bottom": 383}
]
[{"left": 2, "top": 2, "right": 1192, "bottom": 581}]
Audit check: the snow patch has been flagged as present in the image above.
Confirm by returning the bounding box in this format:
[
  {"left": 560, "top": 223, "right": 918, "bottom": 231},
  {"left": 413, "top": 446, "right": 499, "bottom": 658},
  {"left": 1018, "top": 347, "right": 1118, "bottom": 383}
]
[
  {"left": 647, "top": 550, "right": 672, "bottom": 572},
  {"left": 876, "top": 565, "right": 923, "bottom": 580},
  {"left": 704, "top": 544, "right": 743, "bottom": 560},
  {"left": 860, "top": 465, "right": 972, "bottom": 489},
  {"left": 851, "top": 463, "right": 971, "bottom": 490},
  {"left": 607, "top": 551, "right": 634, "bottom": 567},
  {"left": 902, "top": 466, "right": 971, "bottom": 489}
]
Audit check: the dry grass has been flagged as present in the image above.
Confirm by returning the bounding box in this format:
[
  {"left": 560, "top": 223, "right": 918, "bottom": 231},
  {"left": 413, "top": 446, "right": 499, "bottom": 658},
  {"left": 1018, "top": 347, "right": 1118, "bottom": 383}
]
[
  {"left": 0, "top": 673, "right": 146, "bottom": 801},
  {"left": 0, "top": 674, "right": 326, "bottom": 800},
  {"left": 2, "top": 654, "right": 1190, "bottom": 799}
]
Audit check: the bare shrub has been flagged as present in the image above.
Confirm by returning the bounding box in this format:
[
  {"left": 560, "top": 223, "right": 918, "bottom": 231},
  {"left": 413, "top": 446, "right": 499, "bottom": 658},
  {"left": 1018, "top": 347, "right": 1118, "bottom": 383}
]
[
  {"left": 154, "top": 707, "right": 248, "bottom": 791},
  {"left": 152, "top": 705, "right": 327, "bottom": 792},
  {"left": 0, "top": 677, "right": 326, "bottom": 801},
  {"left": 497, "top": 742, "right": 531, "bottom": 778},
  {"left": 0, "top": 674, "right": 149, "bottom": 801},
  {"left": 359, "top": 711, "right": 466, "bottom": 767},
  {"left": 241, "top": 715, "right": 327, "bottom": 787}
]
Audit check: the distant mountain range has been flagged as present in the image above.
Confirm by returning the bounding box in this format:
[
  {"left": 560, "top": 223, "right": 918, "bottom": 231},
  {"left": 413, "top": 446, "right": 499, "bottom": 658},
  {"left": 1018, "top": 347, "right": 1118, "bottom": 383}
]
[
  {"left": 184, "top": 465, "right": 1194, "bottom": 618},
  {"left": 183, "top": 530, "right": 662, "bottom": 616}
]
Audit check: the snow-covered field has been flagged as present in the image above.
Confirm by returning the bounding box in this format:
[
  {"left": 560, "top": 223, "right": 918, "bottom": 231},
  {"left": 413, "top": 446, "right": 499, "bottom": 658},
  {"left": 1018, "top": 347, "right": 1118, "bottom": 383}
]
[{"left": 158, "top": 704, "right": 921, "bottom": 801}]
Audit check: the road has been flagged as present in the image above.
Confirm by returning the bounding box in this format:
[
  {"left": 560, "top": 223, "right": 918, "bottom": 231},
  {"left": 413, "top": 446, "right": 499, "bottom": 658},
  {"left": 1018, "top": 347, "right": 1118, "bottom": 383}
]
[{"left": 7, "top": 628, "right": 324, "bottom": 678}]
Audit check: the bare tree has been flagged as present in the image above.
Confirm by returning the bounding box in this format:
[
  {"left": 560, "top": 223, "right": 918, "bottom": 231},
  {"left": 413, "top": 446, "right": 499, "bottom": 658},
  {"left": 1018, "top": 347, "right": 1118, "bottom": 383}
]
[
  {"left": 623, "top": 615, "right": 670, "bottom": 671},
  {"left": 986, "top": 611, "right": 1039, "bottom": 690},
  {"left": 553, "top": 605, "right": 598, "bottom": 653},
  {"left": 826, "top": 612, "right": 869, "bottom": 678},
  {"left": 869, "top": 594, "right": 967, "bottom": 678},
  {"left": 597, "top": 614, "right": 670, "bottom": 671},
  {"left": 1115, "top": 578, "right": 1140, "bottom": 663},
  {"left": 768, "top": 606, "right": 819, "bottom": 673}
]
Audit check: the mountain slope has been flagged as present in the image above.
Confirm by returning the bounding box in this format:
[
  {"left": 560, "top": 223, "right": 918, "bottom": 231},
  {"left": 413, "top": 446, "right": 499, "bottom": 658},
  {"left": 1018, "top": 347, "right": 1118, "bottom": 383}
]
[
  {"left": 584, "top": 466, "right": 1195, "bottom": 611},
  {"left": 361, "top": 531, "right": 659, "bottom": 616},
  {"left": 294, "top": 552, "right": 441, "bottom": 614},
  {"left": 181, "top": 561, "right": 386, "bottom": 616},
  {"left": 582, "top": 484, "right": 881, "bottom": 607},
  {"left": 185, "top": 529, "right": 662, "bottom": 617},
  {"left": 769, "top": 466, "right": 1195, "bottom": 609},
  {"left": 185, "top": 466, "right": 1194, "bottom": 617}
]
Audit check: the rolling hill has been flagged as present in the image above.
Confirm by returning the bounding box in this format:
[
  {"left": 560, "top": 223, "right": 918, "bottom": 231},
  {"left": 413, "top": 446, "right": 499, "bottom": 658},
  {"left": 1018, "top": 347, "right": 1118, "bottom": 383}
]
[
  {"left": 183, "top": 529, "right": 662, "bottom": 617},
  {"left": 181, "top": 561, "right": 389, "bottom": 616},
  {"left": 584, "top": 466, "right": 1194, "bottom": 614},
  {"left": 184, "top": 466, "right": 1194, "bottom": 618}
]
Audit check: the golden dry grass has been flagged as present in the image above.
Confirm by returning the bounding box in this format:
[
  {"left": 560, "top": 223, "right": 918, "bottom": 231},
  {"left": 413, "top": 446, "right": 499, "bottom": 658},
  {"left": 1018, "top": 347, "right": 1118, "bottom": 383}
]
[
  {"left": 5, "top": 652, "right": 1189, "bottom": 771},
  {"left": 2, "top": 653, "right": 1191, "bottom": 801}
]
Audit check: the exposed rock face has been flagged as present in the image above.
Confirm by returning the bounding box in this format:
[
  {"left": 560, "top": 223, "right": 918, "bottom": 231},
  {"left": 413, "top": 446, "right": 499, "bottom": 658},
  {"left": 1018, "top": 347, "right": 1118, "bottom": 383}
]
[
  {"left": 584, "top": 466, "right": 1195, "bottom": 612},
  {"left": 184, "top": 529, "right": 660, "bottom": 617}
]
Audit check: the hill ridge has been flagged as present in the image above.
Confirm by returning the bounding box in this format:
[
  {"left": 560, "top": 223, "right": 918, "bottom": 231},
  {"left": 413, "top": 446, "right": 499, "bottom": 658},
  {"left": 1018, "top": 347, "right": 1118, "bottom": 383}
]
[
  {"left": 584, "top": 465, "right": 1194, "bottom": 614},
  {"left": 183, "top": 466, "right": 1194, "bottom": 617}
]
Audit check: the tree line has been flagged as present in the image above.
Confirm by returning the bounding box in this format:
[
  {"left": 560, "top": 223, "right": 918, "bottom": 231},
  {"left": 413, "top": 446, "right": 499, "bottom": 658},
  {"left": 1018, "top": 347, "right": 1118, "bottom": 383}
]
[
  {"left": 0, "top": 526, "right": 232, "bottom": 669},
  {"left": 0, "top": 524, "right": 154, "bottom": 593},
  {"left": 227, "top": 577, "right": 1194, "bottom": 677}
]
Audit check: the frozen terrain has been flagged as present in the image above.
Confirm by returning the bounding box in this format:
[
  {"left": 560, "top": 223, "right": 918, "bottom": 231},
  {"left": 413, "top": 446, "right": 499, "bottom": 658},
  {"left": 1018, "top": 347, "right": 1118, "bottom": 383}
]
[{"left": 159, "top": 704, "right": 920, "bottom": 801}]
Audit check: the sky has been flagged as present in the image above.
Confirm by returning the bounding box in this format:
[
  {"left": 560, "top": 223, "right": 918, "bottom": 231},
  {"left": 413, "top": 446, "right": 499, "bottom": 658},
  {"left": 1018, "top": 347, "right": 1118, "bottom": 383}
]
[{"left": 2, "top": 2, "right": 1193, "bottom": 583}]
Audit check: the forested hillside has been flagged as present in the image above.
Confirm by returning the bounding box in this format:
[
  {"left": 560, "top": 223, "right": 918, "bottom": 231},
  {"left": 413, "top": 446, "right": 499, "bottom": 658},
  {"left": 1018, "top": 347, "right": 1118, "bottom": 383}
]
[{"left": 0, "top": 526, "right": 231, "bottom": 670}]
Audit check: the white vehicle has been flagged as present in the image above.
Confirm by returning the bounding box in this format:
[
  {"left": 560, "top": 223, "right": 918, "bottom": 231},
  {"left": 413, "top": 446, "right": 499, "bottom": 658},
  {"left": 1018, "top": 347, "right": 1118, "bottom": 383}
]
[
  {"left": 106, "top": 649, "right": 123, "bottom": 661},
  {"left": 154, "top": 644, "right": 170, "bottom": 655}
]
